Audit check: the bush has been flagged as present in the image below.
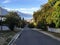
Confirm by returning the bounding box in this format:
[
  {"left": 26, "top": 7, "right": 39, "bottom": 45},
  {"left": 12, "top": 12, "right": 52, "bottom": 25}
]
[
  {"left": 20, "top": 24, "right": 25, "bottom": 28},
  {"left": 28, "top": 23, "right": 35, "bottom": 28},
  {"left": 36, "top": 21, "right": 47, "bottom": 30},
  {"left": 49, "top": 22, "right": 55, "bottom": 28}
]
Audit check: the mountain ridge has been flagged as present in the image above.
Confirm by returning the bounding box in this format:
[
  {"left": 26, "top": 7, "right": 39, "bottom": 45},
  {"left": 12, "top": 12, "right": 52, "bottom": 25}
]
[{"left": 0, "top": 7, "right": 32, "bottom": 20}]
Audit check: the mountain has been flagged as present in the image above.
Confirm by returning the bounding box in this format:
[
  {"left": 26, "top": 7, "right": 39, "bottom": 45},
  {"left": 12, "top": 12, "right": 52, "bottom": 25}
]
[
  {"left": 0, "top": 7, "right": 32, "bottom": 20},
  {"left": 16, "top": 11, "right": 32, "bottom": 20},
  {"left": 0, "top": 7, "right": 8, "bottom": 16}
]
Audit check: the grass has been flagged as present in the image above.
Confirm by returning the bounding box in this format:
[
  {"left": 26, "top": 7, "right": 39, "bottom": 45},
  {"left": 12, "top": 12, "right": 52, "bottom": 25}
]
[{"left": 0, "top": 30, "right": 19, "bottom": 45}]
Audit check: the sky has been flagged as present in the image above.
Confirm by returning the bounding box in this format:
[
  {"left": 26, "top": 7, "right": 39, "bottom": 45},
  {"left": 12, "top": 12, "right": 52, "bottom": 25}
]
[
  {"left": 0, "top": 0, "right": 48, "bottom": 20},
  {"left": 0, "top": 0, "right": 48, "bottom": 14}
]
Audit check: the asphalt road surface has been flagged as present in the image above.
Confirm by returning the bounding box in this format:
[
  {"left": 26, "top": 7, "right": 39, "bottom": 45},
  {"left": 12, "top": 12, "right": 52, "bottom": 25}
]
[{"left": 15, "top": 28, "right": 60, "bottom": 45}]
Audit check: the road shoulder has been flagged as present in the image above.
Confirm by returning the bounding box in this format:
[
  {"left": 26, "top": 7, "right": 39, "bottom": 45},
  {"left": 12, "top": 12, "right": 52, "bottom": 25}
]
[{"left": 32, "top": 28, "right": 60, "bottom": 41}]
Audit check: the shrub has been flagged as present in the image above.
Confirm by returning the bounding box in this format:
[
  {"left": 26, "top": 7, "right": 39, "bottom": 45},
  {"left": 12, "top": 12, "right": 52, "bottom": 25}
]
[
  {"left": 20, "top": 24, "right": 25, "bottom": 28},
  {"left": 49, "top": 22, "right": 55, "bottom": 28},
  {"left": 36, "top": 21, "right": 47, "bottom": 30},
  {"left": 28, "top": 23, "right": 35, "bottom": 28}
]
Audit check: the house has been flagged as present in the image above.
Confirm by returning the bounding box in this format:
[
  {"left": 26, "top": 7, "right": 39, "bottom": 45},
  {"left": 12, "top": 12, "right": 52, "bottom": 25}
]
[
  {"left": 0, "top": 7, "right": 8, "bottom": 21},
  {"left": 0, "top": 7, "right": 9, "bottom": 30}
]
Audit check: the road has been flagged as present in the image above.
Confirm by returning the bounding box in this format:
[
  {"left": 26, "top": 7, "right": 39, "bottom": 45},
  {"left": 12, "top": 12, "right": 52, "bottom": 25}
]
[{"left": 15, "top": 28, "right": 60, "bottom": 45}]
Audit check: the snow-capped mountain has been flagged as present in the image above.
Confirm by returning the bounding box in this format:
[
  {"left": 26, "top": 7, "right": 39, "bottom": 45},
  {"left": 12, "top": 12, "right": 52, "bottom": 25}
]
[
  {"left": 16, "top": 11, "right": 32, "bottom": 20},
  {"left": 0, "top": 7, "right": 32, "bottom": 20},
  {"left": 0, "top": 7, "right": 8, "bottom": 16}
]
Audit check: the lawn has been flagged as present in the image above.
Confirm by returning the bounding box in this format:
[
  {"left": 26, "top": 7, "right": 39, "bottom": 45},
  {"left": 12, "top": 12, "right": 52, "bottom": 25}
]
[{"left": 0, "top": 31, "right": 19, "bottom": 45}]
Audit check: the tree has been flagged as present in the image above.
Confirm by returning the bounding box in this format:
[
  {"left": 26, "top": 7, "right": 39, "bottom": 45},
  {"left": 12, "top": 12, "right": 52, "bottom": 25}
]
[
  {"left": 5, "top": 11, "right": 20, "bottom": 31},
  {"left": 28, "top": 23, "right": 35, "bottom": 28},
  {"left": 48, "top": 0, "right": 59, "bottom": 6},
  {"left": 21, "top": 18, "right": 26, "bottom": 28},
  {"left": 33, "top": 0, "right": 60, "bottom": 28}
]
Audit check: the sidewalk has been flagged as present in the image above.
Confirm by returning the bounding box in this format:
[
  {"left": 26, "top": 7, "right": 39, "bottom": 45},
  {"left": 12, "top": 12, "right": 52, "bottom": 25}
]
[
  {"left": 40, "top": 31, "right": 60, "bottom": 41},
  {"left": 32, "top": 28, "right": 60, "bottom": 41}
]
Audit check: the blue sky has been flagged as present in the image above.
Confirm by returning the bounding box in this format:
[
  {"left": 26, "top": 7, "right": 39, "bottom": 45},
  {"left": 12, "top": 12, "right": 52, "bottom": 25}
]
[{"left": 0, "top": 0, "right": 48, "bottom": 14}]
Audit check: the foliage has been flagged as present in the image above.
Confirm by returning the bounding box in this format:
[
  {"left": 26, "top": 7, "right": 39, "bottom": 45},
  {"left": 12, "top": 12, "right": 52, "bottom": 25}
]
[
  {"left": 5, "top": 11, "right": 20, "bottom": 31},
  {"left": 20, "top": 18, "right": 26, "bottom": 28},
  {"left": 33, "top": 0, "right": 60, "bottom": 28},
  {"left": 36, "top": 21, "right": 47, "bottom": 30},
  {"left": 51, "top": 1, "right": 60, "bottom": 28},
  {"left": 28, "top": 23, "right": 35, "bottom": 28},
  {"left": 48, "top": 22, "right": 55, "bottom": 28}
]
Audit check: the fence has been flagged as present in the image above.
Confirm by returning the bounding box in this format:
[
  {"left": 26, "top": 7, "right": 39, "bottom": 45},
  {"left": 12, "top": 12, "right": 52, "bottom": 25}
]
[
  {"left": 0, "top": 26, "right": 9, "bottom": 30},
  {"left": 47, "top": 27, "right": 60, "bottom": 33}
]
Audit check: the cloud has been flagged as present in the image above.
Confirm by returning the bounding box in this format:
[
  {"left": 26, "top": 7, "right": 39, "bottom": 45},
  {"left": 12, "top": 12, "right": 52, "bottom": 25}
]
[
  {"left": 3, "top": 0, "right": 11, "bottom": 3},
  {"left": 3, "top": 0, "right": 17, "bottom": 3},
  {"left": 19, "top": 8, "right": 39, "bottom": 14},
  {"left": 5, "top": 7, "right": 39, "bottom": 14}
]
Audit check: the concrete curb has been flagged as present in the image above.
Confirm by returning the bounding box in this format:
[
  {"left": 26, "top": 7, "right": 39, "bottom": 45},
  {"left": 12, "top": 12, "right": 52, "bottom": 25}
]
[
  {"left": 8, "top": 29, "right": 23, "bottom": 45},
  {"left": 31, "top": 28, "right": 60, "bottom": 41},
  {"left": 39, "top": 31, "right": 60, "bottom": 41}
]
